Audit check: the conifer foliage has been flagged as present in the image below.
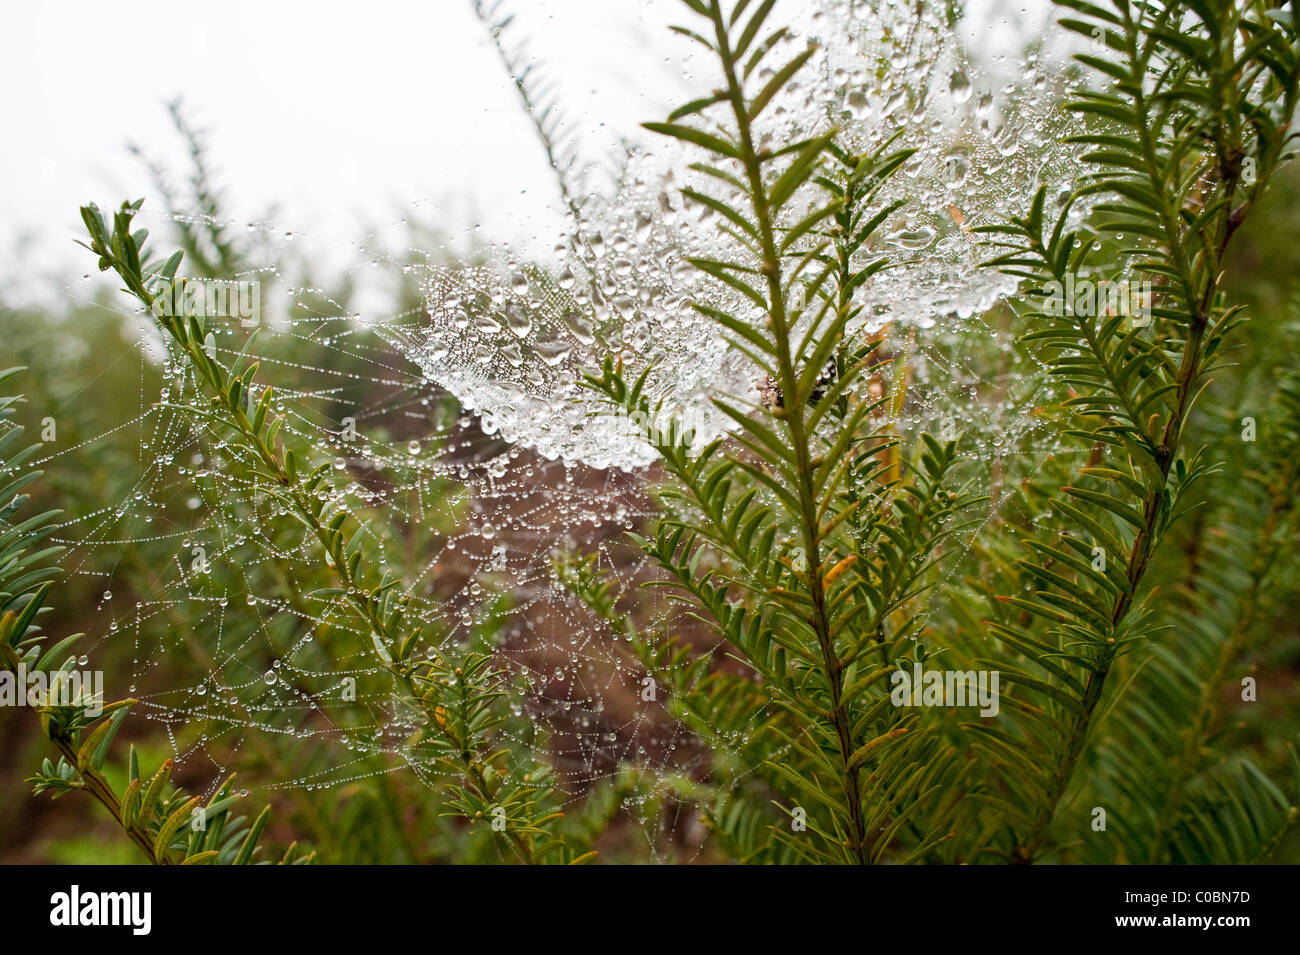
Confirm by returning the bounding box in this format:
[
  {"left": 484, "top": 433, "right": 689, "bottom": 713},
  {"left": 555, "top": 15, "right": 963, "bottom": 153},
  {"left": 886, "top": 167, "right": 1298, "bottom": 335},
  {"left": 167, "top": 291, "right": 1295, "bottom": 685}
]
[{"left": 5, "top": 0, "right": 1295, "bottom": 864}]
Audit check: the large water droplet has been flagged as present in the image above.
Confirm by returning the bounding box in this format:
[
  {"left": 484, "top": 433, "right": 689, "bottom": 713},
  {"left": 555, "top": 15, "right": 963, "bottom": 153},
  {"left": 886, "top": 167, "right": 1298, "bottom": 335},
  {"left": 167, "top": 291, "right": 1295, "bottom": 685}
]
[{"left": 949, "top": 68, "right": 972, "bottom": 104}]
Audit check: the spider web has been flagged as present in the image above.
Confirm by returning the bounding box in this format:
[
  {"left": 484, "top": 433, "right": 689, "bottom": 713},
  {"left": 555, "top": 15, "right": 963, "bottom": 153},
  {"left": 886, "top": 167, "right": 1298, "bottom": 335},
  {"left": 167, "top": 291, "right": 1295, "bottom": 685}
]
[{"left": 43, "top": 0, "right": 1086, "bottom": 860}]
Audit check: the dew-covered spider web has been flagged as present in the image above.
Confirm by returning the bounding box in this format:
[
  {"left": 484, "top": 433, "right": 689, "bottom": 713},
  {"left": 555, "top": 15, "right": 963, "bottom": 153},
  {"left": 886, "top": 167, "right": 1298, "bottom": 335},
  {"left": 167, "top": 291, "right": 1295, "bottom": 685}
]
[{"left": 47, "top": 0, "right": 1094, "bottom": 859}]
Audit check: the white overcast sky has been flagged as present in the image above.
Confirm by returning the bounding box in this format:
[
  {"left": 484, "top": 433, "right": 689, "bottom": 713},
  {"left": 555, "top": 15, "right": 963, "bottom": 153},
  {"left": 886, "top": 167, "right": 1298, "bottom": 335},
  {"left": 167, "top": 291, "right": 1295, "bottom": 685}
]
[
  {"left": 0, "top": 0, "right": 693, "bottom": 302},
  {"left": 0, "top": 0, "right": 1052, "bottom": 307}
]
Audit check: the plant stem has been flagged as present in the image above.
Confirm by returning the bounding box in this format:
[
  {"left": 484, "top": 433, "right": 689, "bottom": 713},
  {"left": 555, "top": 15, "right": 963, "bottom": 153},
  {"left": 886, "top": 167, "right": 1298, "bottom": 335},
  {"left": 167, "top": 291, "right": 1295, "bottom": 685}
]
[
  {"left": 48, "top": 734, "right": 168, "bottom": 864},
  {"left": 1015, "top": 6, "right": 1247, "bottom": 857},
  {"left": 708, "top": 1, "right": 868, "bottom": 863}
]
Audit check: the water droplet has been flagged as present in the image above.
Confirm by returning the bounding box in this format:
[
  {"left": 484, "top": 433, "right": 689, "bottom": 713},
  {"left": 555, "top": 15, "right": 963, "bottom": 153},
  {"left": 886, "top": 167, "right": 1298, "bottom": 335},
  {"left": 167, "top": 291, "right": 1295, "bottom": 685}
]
[
  {"left": 505, "top": 305, "right": 533, "bottom": 338},
  {"left": 949, "top": 68, "right": 972, "bottom": 104},
  {"left": 892, "top": 226, "right": 937, "bottom": 250},
  {"left": 941, "top": 150, "right": 970, "bottom": 185}
]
